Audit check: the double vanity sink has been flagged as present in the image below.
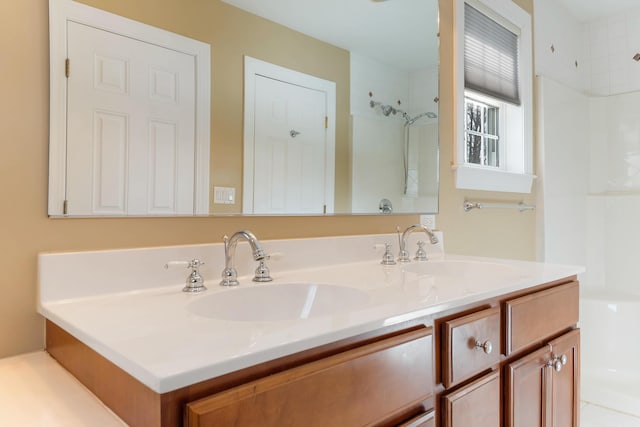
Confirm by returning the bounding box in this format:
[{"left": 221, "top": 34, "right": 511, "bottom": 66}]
[{"left": 37, "top": 232, "right": 583, "bottom": 426}]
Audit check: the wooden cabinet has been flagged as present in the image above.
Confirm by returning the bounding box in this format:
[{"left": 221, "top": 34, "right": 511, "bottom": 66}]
[
  {"left": 185, "top": 327, "right": 434, "bottom": 427},
  {"left": 46, "top": 276, "right": 580, "bottom": 427},
  {"left": 439, "top": 280, "right": 580, "bottom": 427},
  {"left": 442, "top": 371, "right": 500, "bottom": 427},
  {"left": 505, "top": 345, "right": 552, "bottom": 427},
  {"left": 548, "top": 329, "right": 580, "bottom": 427},
  {"left": 505, "top": 329, "right": 580, "bottom": 427}
]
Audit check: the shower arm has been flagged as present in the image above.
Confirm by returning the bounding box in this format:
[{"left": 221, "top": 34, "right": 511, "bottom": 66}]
[{"left": 369, "top": 99, "right": 435, "bottom": 125}]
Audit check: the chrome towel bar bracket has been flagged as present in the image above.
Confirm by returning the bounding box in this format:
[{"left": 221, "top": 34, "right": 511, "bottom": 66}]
[{"left": 463, "top": 201, "right": 535, "bottom": 212}]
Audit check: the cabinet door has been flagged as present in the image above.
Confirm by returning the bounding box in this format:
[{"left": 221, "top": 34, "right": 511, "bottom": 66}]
[
  {"left": 505, "top": 345, "right": 552, "bottom": 427},
  {"left": 185, "top": 327, "right": 433, "bottom": 427},
  {"left": 441, "top": 370, "right": 500, "bottom": 427},
  {"left": 549, "top": 329, "right": 580, "bottom": 427}
]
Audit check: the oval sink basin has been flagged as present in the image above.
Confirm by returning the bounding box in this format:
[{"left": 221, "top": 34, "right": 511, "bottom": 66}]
[
  {"left": 188, "top": 283, "right": 370, "bottom": 322},
  {"left": 401, "top": 260, "right": 520, "bottom": 280}
]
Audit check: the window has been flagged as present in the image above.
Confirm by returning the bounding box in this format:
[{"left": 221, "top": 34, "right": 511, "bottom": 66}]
[
  {"left": 465, "top": 94, "right": 501, "bottom": 167},
  {"left": 454, "top": 0, "right": 534, "bottom": 193}
]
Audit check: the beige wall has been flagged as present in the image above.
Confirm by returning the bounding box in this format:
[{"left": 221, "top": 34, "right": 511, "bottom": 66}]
[
  {"left": 0, "top": 0, "right": 535, "bottom": 358},
  {"left": 437, "top": 0, "right": 537, "bottom": 260}
]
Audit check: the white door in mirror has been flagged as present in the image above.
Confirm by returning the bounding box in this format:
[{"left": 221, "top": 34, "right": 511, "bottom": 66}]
[
  {"left": 252, "top": 75, "right": 328, "bottom": 214},
  {"left": 66, "top": 22, "right": 196, "bottom": 215}
]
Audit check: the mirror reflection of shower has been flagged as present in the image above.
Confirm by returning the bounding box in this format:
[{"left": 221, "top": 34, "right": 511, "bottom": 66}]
[
  {"left": 369, "top": 98, "right": 437, "bottom": 194},
  {"left": 369, "top": 99, "right": 437, "bottom": 124}
]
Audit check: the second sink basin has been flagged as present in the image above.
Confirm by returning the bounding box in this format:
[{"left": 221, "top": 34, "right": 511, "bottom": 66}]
[{"left": 188, "top": 283, "right": 370, "bottom": 322}]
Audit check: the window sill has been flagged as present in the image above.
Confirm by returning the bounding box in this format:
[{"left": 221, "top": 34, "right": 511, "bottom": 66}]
[{"left": 452, "top": 164, "right": 535, "bottom": 193}]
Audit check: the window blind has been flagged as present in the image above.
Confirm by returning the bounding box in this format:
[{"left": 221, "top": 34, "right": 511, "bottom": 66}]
[{"left": 464, "top": 3, "right": 520, "bottom": 105}]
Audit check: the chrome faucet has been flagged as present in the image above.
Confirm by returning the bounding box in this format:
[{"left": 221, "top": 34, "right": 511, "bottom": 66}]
[
  {"left": 397, "top": 224, "right": 439, "bottom": 263},
  {"left": 220, "top": 230, "right": 271, "bottom": 286}
]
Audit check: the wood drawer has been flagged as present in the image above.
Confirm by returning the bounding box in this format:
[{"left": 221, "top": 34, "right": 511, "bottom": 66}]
[
  {"left": 399, "top": 410, "right": 435, "bottom": 427},
  {"left": 505, "top": 281, "right": 579, "bottom": 355},
  {"left": 442, "top": 370, "right": 501, "bottom": 427},
  {"left": 184, "top": 327, "right": 433, "bottom": 427},
  {"left": 442, "top": 306, "right": 501, "bottom": 388}
]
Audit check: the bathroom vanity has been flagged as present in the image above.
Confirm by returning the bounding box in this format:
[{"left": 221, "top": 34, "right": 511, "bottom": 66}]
[{"left": 38, "top": 234, "right": 582, "bottom": 426}]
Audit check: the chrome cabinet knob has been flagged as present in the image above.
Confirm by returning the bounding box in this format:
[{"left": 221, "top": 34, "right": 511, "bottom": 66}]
[
  {"left": 547, "top": 353, "right": 568, "bottom": 372},
  {"left": 474, "top": 340, "right": 493, "bottom": 354}
]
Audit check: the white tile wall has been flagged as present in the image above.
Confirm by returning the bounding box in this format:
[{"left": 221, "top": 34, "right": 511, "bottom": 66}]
[
  {"left": 536, "top": 76, "right": 589, "bottom": 270},
  {"left": 349, "top": 52, "right": 438, "bottom": 213},
  {"left": 586, "top": 8, "right": 640, "bottom": 95},
  {"left": 536, "top": 0, "right": 640, "bottom": 293},
  {"left": 535, "top": 0, "right": 640, "bottom": 96},
  {"left": 534, "top": 0, "right": 587, "bottom": 92}
]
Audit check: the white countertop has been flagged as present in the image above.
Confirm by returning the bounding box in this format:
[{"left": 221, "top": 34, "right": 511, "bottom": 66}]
[
  {"left": 38, "top": 238, "right": 583, "bottom": 394},
  {"left": 0, "top": 352, "right": 125, "bottom": 426}
]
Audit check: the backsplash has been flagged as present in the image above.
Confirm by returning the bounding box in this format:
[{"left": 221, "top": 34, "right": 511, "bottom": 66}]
[{"left": 38, "top": 232, "right": 444, "bottom": 303}]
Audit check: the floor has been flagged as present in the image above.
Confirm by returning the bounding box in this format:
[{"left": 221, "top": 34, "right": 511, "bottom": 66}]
[
  {"left": 0, "top": 352, "right": 125, "bottom": 426},
  {"left": 582, "top": 402, "right": 640, "bottom": 427}
]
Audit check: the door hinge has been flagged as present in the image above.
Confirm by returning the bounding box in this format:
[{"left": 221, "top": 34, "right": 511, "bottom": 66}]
[
  {"left": 65, "top": 58, "right": 70, "bottom": 78},
  {"left": 325, "top": 116, "right": 328, "bottom": 129},
  {"left": 63, "top": 199, "right": 68, "bottom": 215}
]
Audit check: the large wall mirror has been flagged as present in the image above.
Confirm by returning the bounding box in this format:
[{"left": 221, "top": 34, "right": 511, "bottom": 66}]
[{"left": 48, "top": 0, "right": 439, "bottom": 217}]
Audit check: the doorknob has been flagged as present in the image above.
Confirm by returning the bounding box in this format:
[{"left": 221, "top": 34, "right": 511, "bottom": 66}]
[{"left": 290, "top": 130, "right": 301, "bottom": 138}]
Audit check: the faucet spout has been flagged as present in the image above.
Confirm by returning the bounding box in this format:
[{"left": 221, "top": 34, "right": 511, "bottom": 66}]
[
  {"left": 398, "top": 224, "right": 439, "bottom": 263},
  {"left": 220, "top": 230, "right": 267, "bottom": 286}
]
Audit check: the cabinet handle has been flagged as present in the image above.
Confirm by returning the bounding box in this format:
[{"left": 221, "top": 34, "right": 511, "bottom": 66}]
[
  {"left": 474, "top": 340, "right": 493, "bottom": 354},
  {"left": 547, "top": 353, "right": 568, "bottom": 372}
]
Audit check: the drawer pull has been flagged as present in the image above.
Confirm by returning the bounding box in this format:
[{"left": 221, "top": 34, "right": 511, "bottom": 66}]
[
  {"left": 474, "top": 340, "right": 493, "bottom": 355},
  {"left": 546, "top": 353, "right": 568, "bottom": 372}
]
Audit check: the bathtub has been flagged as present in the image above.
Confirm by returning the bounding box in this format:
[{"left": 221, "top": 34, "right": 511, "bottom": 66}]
[{"left": 580, "top": 291, "right": 640, "bottom": 417}]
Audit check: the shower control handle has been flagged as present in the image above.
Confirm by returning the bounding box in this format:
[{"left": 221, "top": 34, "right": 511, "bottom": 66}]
[
  {"left": 547, "top": 353, "right": 568, "bottom": 372},
  {"left": 474, "top": 339, "right": 493, "bottom": 355},
  {"left": 290, "top": 130, "right": 301, "bottom": 138}
]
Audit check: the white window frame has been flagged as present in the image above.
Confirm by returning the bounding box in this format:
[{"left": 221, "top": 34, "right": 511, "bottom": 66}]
[
  {"left": 48, "top": 0, "right": 211, "bottom": 215},
  {"left": 453, "top": 0, "right": 535, "bottom": 193}
]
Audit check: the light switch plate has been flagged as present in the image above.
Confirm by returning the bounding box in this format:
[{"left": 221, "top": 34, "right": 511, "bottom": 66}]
[{"left": 213, "top": 187, "right": 235, "bottom": 204}]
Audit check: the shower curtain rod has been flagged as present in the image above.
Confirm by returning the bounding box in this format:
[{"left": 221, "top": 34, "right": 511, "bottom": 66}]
[{"left": 463, "top": 200, "right": 536, "bottom": 212}]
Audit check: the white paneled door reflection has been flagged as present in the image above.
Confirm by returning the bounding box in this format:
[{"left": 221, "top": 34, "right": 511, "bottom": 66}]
[
  {"left": 66, "top": 21, "right": 196, "bottom": 215},
  {"left": 252, "top": 75, "right": 328, "bottom": 214}
]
